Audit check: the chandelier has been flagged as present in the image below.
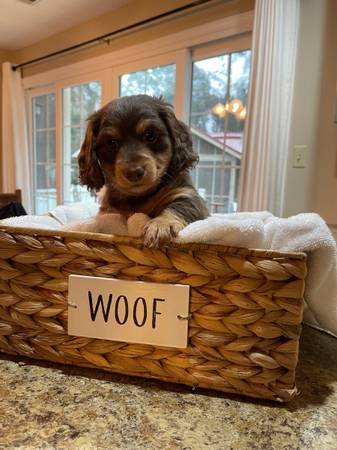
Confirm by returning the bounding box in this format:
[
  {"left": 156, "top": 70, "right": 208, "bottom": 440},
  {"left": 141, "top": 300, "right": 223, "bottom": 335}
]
[{"left": 211, "top": 99, "right": 247, "bottom": 120}]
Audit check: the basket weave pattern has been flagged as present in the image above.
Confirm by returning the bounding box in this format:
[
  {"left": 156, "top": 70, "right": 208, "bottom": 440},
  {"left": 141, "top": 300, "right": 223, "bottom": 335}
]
[{"left": 0, "top": 227, "right": 306, "bottom": 401}]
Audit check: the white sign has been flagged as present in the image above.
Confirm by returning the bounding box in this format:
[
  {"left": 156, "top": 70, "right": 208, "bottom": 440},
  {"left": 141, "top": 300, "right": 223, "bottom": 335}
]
[{"left": 68, "top": 275, "right": 190, "bottom": 349}]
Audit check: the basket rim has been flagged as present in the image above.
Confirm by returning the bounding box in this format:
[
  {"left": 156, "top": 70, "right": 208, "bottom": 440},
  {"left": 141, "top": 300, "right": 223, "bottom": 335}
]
[{"left": 0, "top": 224, "right": 307, "bottom": 261}]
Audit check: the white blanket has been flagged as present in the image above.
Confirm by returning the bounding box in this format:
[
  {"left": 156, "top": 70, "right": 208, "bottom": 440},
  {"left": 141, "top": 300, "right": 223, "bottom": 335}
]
[
  {"left": 0, "top": 203, "right": 99, "bottom": 230},
  {"left": 49, "top": 202, "right": 99, "bottom": 225},
  {"left": 1, "top": 206, "right": 336, "bottom": 337},
  {"left": 0, "top": 214, "right": 62, "bottom": 229}
]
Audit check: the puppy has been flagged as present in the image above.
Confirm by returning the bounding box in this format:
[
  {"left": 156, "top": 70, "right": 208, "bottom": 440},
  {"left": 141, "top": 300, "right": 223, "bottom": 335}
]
[{"left": 78, "top": 95, "right": 208, "bottom": 247}]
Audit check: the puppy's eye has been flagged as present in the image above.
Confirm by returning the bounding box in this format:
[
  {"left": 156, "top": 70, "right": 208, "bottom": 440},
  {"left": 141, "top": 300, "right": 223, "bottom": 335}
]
[
  {"left": 144, "top": 129, "right": 158, "bottom": 143},
  {"left": 109, "top": 138, "right": 119, "bottom": 149}
]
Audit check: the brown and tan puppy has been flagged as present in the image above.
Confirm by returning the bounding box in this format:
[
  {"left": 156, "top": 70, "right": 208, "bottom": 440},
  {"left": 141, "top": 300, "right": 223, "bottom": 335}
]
[{"left": 78, "top": 95, "right": 208, "bottom": 247}]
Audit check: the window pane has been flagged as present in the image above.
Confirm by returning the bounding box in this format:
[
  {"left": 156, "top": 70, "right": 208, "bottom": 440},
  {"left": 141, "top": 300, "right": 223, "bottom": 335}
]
[
  {"left": 62, "top": 81, "right": 101, "bottom": 204},
  {"left": 34, "top": 95, "right": 47, "bottom": 130},
  {"left": 198, "top": 167, "right": 213, "bottom": 198},
  {"left": 48, "top": 130, "right": 55, "bottom": 162},
  {"left": 47, "top": 94, "right": 55, "bottom": 129},
  {"left": 190, "top": 49, "right": 251, "bottom": 213},
  {"left": 82, "top": 82, "right": 101, "bottom": 121},
  {"left": 35, "top": 131, "right": 47, "bottom": 163},
  {"left": 70, "top": 85, "right": 81, "bottom": 126},
  {"left": 190, "top": 55, "right": 229, "bottom": 135},
  {"left": 32, "top": 93, "right": 56, "bottom": 214},
  {"left": 120, "top": 64, "right": 176, "bottom": 104}
]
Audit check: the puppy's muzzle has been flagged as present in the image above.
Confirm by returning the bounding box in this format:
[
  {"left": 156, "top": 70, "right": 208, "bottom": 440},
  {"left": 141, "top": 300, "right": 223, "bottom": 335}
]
[{"left": 123, "top": 165, "right": 145, "bottom": 182}]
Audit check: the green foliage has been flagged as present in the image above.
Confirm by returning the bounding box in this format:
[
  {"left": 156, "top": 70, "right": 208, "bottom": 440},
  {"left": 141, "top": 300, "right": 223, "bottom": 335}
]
[{"left": 120, "top": 64, "right": 175, "bottom": 104}]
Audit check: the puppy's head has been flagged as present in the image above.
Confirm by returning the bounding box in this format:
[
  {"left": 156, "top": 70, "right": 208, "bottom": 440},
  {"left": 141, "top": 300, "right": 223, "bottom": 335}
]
[{"left": 78, "top": 95, "right": 198, "bottom": 196}]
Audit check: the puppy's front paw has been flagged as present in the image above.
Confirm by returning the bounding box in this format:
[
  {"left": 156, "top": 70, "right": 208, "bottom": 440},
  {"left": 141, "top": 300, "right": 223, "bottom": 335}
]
[{"left": 143, "top": 217, "right": 185, "bottom": 247}]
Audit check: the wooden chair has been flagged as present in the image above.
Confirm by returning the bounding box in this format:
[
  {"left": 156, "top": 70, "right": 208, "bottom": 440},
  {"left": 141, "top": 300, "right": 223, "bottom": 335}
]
[{"left": 0, "top": 189, "right": 22, "bottom": 208}]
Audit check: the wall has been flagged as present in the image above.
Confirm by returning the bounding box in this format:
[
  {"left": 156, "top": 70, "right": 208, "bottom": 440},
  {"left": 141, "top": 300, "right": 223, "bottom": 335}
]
[
  {"left": 312, "top": 0, "right": 337, "bottom": 224},
  {"left": 284, "top": 0, "right": 337, "bottom": 225}
]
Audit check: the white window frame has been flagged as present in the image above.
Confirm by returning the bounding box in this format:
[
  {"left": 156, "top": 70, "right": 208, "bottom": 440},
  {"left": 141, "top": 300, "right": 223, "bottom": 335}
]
[{"left": 25, "top": 11, "right": 253, "bottom": 212}]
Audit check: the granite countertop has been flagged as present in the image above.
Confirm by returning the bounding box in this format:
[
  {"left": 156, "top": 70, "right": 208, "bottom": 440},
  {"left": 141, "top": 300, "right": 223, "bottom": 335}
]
[{"left": 0, "top": 325, "right": 336, "bottom": 450}]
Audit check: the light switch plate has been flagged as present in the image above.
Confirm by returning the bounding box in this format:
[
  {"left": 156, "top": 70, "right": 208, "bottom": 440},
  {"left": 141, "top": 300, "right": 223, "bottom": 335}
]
[{"left": 293, "top": 145, "right": 307, "bottom": 168}]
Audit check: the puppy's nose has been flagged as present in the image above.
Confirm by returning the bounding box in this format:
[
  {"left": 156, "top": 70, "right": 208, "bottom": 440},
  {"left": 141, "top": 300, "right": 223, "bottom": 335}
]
[{"left": 123, "top": 165, "right": 145, "bottom": 182}]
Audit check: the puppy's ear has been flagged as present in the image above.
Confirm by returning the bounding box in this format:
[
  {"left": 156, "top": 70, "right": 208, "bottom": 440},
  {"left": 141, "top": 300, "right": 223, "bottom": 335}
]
[
  {"left": 158, "top": 102, "right": 198, "bottom": 172},
  {"left": 78, "top": 112, "right": 105, "bottom": 191}
]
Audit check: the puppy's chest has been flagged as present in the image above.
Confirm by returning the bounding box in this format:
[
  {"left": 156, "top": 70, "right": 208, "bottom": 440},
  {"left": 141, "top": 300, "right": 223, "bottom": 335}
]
[
  {"left": 100, "top": 196, "right": 157, "bottom": 217},
  {"left": 100, "top": 182, "right": 188, "bottom": 218}
]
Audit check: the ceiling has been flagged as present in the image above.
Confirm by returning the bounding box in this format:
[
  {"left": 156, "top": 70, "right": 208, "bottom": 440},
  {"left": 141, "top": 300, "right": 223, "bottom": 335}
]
[{"left": 0, "top": 0, "right": 128, "bottom": 51}]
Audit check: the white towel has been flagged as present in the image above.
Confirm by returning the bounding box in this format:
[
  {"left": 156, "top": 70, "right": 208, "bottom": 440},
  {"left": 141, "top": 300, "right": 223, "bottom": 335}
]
[
  {"left": 49, "top": 202, "right": 99, "bottom": 225},
  {"left": 0, "top": 214, "right": 62, "bottom": 229},
  {"left": 0, "top": 202, "right": 100, "bottom": 231},
  {"left": 178, "top": 211, "right": 273, "bottom": 248}
]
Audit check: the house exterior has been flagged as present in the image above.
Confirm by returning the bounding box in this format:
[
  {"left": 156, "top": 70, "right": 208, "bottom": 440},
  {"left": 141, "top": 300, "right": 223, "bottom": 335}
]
[{"left": 191, "top": 127, "right": 243, "bottom": 213}]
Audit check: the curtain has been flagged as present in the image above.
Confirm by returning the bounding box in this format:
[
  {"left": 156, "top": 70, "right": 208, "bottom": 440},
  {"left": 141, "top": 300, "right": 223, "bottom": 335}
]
[
  {"left": 238, "top": 0, "right": 300, "bottom": 216},
  {"left": 1, "top": 62, "right": 32, "bottom": 213}
]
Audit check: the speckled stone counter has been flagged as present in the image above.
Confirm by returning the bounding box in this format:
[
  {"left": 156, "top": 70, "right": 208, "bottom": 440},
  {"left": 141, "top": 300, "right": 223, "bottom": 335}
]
[{"left": 0, "top": 325, "right": 336, "bottom": 450}]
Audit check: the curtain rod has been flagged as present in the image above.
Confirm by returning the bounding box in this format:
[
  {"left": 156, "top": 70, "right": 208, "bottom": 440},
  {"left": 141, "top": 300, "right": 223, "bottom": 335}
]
[{"left": 12, "top": 0, "right": 218, "bottom": 71}]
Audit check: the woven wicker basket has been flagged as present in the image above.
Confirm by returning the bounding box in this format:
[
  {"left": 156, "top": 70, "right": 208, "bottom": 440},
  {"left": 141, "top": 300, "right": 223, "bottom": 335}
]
[{"left": 0, "top": 226, "right": 307, "bottom": 402}]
